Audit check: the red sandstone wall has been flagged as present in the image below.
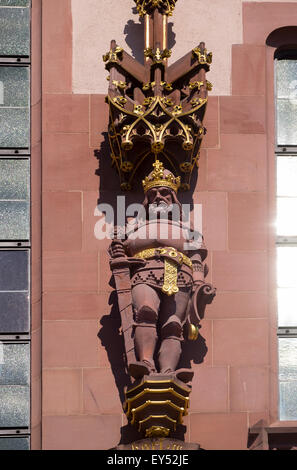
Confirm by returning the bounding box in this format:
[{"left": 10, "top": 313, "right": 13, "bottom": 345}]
[{"left": 39, "top": 0, "right": 297, "bottom": 450}]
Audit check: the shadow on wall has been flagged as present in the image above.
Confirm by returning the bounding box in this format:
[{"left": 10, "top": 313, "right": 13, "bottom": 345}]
[
  {"left": 124, "top": 7, "right": 177, "bottom": 64},
  {"left": 94, "top": 133, "right": 207, "bottom": 445}
]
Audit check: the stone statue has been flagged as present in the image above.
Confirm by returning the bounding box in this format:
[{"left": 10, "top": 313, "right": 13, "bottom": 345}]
[{"left": 109, "top": 160, "right": 215, "bottom": 384}]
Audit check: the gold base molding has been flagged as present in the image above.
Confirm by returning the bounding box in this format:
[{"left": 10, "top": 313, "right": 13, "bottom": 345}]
[{"left": 124, "top": 374, "right": 191, "bottom": 438}]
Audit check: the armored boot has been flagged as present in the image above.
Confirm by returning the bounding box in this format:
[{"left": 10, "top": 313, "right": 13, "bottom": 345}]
[
  {"left": 158, "top": 317, "right": 194, "bottom": 383},
  {"left": 129, "top": 303, "right": 159, "bottom": 379}
]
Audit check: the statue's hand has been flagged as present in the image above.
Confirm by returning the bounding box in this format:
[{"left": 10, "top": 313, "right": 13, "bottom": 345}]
[{"left": 108, "top": 240, "right": 126, "bottom": 259}]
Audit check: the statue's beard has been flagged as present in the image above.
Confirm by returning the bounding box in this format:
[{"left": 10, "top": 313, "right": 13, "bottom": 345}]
[{"left": 149, "top": 201, "right": 171, "bottom": 216}]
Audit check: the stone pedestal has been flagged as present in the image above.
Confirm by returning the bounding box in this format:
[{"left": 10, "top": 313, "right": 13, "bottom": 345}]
[
  {"left": 116, "top": 438, "right": 200, "bottom": 451},
  {"left": 124, "top": 374, "right": 191, "bottom": 439}
]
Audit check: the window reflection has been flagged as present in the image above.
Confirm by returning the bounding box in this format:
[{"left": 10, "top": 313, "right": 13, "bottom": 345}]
[
  {"left": 0, "top": 8, "right": 30, "bottom": 57},
  {"left": 276, "top": 59, "right": 297, "bottom": 146},
  {"left": 0, "top": 67, "right": 30, "bottom": 148},
  {"left": 0, "top": 160, "right": 30, "bottom": 240},
  {"left": 279, "top": 338, "right": 297, "bottom": 420}
]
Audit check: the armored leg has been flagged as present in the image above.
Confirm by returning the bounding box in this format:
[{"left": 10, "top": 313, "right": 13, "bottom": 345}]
[
  {"left": 130, "top": 284, "right": 160, "bottom": 379},
  {"left": 158, "top": 289, "right": 192, "bottom": 381}
]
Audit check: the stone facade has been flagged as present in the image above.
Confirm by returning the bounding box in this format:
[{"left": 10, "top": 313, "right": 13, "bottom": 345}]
[{"left": 30, "top": 0, "right": 297, "bottom": 449}]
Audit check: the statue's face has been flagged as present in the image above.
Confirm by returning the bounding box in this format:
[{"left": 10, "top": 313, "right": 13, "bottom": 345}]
[{"left": 147, "top": 186, "right": 174, "bottom": 216}]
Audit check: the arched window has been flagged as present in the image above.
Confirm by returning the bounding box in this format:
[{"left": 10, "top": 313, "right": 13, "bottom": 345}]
[{"left": 273, "top": 41, "right": 297, "bottom": 421}]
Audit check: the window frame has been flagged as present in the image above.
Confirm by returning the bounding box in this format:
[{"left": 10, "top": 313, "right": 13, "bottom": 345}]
[
  {"left": 0, "top": 0, "right": 31, "bottom": 447},
  {"left": 275, "top": 50, "right": 297, "bottom": 421},
  {"left": 0, "top": 61, "right": 31, "bottom": 155}
]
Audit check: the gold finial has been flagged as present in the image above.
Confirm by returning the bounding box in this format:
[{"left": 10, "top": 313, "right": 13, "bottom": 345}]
[
  {"left": 142, "top": 160, "right": 181, "bottom": 193},
  {"left": 134, "top": 0, "right": 177, "bottom": 17}
]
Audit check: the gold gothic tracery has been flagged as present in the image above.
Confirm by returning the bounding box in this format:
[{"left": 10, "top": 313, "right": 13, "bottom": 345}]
[
  {"left": 134, "top": 0, "right": 177, "bottom": 17},
  {"left": 104, "top": 1, "right": 212, "bottom": 191}
]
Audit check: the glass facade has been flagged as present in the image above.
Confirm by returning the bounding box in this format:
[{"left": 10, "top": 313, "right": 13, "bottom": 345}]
[
  {"left": 0, "top": 66, "right": 30, "bottom": 148},
  {"left": 0, "top": 160, "right": 30, "bottom": 239},
  {"left": 0, "top": 0, "right": 31, "bottom": 449},
  {"left": 0, "top": 7, "right": 30, "bottom": 57}
]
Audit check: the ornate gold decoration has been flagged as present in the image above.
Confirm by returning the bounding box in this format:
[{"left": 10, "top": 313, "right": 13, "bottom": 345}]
[
  {"left": 134, "top": 0, "right": 177, "bottom": 17},
  {"left": 120, "top": 182, "right": 132, "bottom": 191},
  {"left": 142, "top": 160, "right": 181, "bottom": 193},
  {"left": 145, "top": 426, "right": 170, "bottom": 438},
  {"left": 161, "top": 97, "right": 174, "bottom": 107},
  {"left": 172, "top": 104, "right": 182, "bottom": 115},
  {"left": 143, "top": 97, "right": 156, "bottom": 107},
  {"left": 189, "top": 81, "right": 204, "bottom": 91},
  {"left": 112, "top": 80, "right": 127, "bottom": 90},
  {"left": 134, "top": 104, "right": 144, "bottom": 115},
  {"left": 125, "top": 376, "right": 191, "bottom": 438},
  {"left": 134, "top": 247, "right": 192, "bottom": 269},
  {"left": 192, "top": 45, "right": 212, "bottom": 66},
  {"left": 206, "top": 80, "right": 213, "bottom": 91},
  {"left": 144, "top": 47, "right": 172, "bottom": 64},
  {"left": 121, "top": 161, "right": 134, "bottom": 173},
  {"left": 131, "top": 400, "right": 184, "bottom": 426},
  {"left": 188, "top": 324, "right": 199, "bottom": 341},
  {"left": 113, "top": 96, "right": 127, "bottom": 107},
  {"left": 135, "top": 246, "right": 194, "bottom": 296},
  {"left": 161, "top": 81, "right": 173, "bottom": 91},
  {"left": 142, "top": 81, "right": 155, "bottom": 91},
  {"left": 124, "top": 386, "right": 190, "bottom": 417},
  {"left": 103, "top": 46, "right": 123, "bottom": 64},
  {"left": 162, "top": 258, "right": 179, "bottom": 296},
  {"left": 180, "top": 162, "right": 192, "bottom": 173},
  {"left": 132, "top": 439, "right": 183, "bottom": 450},
  {"left": 104, "top": 4, "right": 212, "bottom": 192},
  {"left": 190, "top": 98, "right": 204, "bottom": 107},
  {"left": 127, "top": 379, "right": 189, "bottom": 397}
]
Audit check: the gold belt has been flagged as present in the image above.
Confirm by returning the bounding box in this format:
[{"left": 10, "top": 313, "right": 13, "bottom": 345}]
[{"left": 134, "top": 247, "right": 192, "bottom": 296}]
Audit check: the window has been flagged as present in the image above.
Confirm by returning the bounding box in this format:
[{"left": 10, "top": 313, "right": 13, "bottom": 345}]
[
  {"left": 275, "top": 49, "right": 297, "bottom": 421},
  {"left": 0, "top": 0, "right": 31, "bottom": 448}
]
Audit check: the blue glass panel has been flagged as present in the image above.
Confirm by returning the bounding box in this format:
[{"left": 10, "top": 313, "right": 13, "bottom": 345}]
[
  {"left": 276, "top": 60, "right": 297, "bottom": 99},
  {"left": 0, "top": 1, "right": 30, "bottom": 5},
  {"left": 0, "top": 67, "right": 30, "bottom": 107},
  {"left": 0, "top": 437, "right": 30, "bottom": 450},
  {"left": 0, "top": 343, "right": 30, "bottom": 428},
  {"left": 0, "top": 251, "right": 29, "bottom": 291},
  {"left": 277, "top": 99, "right": 297, "bottom": 146},
  {"left": 0, "top": 160, "right": 30, "bottom": 240},
  {"left": 0, "top": 292, "right": 29, "bottom": 333},
  {"left": 279, "top": 338, "right": 297, "bottom": 420},
  {"left": 0, "top": 108, "right": 30, "bottom": 148},
  {"left": 0, "top": 343, "right": 30, "bottom": 385},
  {"left": 0, "top": 201, "right": 30, "bottom": 240},
  {"left": 0, "top": 8, "right": 30, "bottom": 56},
  {"left": 0, "top": 160, "right": 29, "bottom": 200},
  {"left": 0, "top": 386, "right": 30, "bottom": 428}
]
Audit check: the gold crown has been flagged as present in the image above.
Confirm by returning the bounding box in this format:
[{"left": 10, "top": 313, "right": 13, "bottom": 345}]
[{"left": 142, "top": 160, "right": 181, "bottom": 193}]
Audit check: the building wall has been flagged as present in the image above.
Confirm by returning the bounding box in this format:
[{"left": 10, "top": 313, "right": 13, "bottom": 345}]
[
  {"left": 38, "top": 0, "right": 297, "bottom": 449},
  {"left": 72, "top": 0, "right": 297, "bottom": 96}
]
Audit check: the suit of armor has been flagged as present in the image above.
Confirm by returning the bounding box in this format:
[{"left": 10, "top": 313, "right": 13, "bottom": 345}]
[{"left": 109, "top": 161, "right": 211, "bottom": 383}]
